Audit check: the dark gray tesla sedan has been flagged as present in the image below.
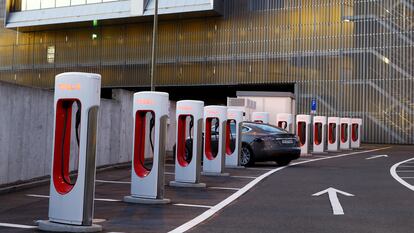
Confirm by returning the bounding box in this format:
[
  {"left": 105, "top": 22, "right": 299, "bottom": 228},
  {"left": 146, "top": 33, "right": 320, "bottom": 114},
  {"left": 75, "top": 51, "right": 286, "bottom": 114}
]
[
  {"left": 235, "top": 122, "right": 300, "bottom": 166},
  {"left": 175, "top": 121, "right": 301, "bottom": 167}
]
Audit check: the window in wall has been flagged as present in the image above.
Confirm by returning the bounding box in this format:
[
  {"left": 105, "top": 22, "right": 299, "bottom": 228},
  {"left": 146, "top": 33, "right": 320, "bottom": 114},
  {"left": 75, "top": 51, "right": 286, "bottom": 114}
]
[
  {"left": 47, "top": 45, "right": 55, "bottom": 64},
  {"left": 19, "top": 0, "right": 122, "bottom": 11},
  {"left": 250, "top": 0, "right": 284, "bottom": 11}
]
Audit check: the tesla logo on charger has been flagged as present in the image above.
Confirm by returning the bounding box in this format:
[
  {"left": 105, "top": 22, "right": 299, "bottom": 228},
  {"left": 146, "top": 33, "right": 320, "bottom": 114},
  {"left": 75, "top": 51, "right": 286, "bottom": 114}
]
[
  {"left": 228, "top": 113, "right": 237, "bottom": 118},
  {"left": 137, "top": 99, "right": 155, "bottom": 105},
  {"left": 207, "top": 110, "right": 219, "bottom": 115},
  {"left": 59, "top": 83, "right": 81, "bottom": 91},
  {"left": 178, "top": 106, "right": 193, "bottom": 111}
]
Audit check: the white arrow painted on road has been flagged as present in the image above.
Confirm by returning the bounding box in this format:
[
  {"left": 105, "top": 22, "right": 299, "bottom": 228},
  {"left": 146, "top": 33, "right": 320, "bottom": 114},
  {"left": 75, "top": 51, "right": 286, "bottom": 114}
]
[
  {"left": 366, "top": 155, "right": 388, "bottom": 160},
  {"left": 312, "top": 187, "right": 355, "bottom": 215}
]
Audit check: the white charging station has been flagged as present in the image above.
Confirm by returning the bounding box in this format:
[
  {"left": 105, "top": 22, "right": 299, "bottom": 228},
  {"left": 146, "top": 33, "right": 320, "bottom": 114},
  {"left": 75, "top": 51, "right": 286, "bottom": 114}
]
[
  {"left": 225, "top": 109, "right": 244, "bottom": 168},
  {"left": 124, "top": 92, "right": 170, "bottom": 204},
  {"left": 327, "top": 117, "right": 340, "bottom": 152},
  {"left": 202, "top": 106, "right": 229, "bottom": 176},
  {"left": 340, "top": 118, "right": 352, "bottom": 150},
  {"left": 296, "top": 114, "right": 311, "bottom": 156},
  {"left": 252, "top": 112, "right": 270, "bottom": 124},
  {"left": 351, "top": 118, "right": 363, "bottom": 149},
  {"left": 313, "top": 116, "right": 327, "bottom": 154},
  {"left": 170, "top": 100, "right": 206, "bottom": 188},
  {"left": 38, "top": 73, "right": 102, "bottom": 232},
  {"left": 276, "top": 113, "right": 294, "bottom": 133}
]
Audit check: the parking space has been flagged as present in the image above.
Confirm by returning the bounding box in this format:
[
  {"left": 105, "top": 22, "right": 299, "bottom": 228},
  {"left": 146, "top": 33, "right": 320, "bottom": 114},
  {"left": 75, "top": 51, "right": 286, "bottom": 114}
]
[
  {"left": 1, "top": 145, "right": 414, "bottom": 232},
  {"left": 0, "top": 159, "right": 275, "bottom": 233}
]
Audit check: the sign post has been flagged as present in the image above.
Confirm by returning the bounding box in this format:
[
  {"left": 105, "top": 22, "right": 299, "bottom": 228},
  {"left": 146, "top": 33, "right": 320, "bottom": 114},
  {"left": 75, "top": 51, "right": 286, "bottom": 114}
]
[{"left": 311, "top": 99, "right": 317, "bottom": 114}]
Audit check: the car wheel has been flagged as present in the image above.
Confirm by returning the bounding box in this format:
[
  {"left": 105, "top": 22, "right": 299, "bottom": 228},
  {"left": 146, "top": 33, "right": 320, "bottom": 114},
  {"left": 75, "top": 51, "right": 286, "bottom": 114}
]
[
  {"left": 240, "top": 144, "right": 255, "bottom": 166},
  {"left": 276, "top": 159, "right": 291, "bottom": 166}
]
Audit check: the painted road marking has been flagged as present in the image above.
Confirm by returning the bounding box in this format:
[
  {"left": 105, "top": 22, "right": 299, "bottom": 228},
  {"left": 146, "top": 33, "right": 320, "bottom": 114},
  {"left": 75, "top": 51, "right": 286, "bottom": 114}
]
[
  {"left": 26, "top": 194, "right": 49, "bottom": 198},
  {"left": 27, "top": 194, "right": 122, "bottom": 202},
  {"left": 396, "top": 171, "right": 414, "bottom": 172},
  {"left": 169, "top": 146, "right": 391, "bottom": 233},
  {"left": 312, "top": 187, "right": 355, "bottom": 215},
  {"left": 366, "top": 154, "right": 388, "bottom": 160},
  {"left": 245, "top": 167, "right": 273, "bottom": 171},
  {"left": 312, "top": 155, "right": 332, "bottom": 158},
  {"left": 297, "top": 158, "right": 314, "bottom": 161},
  {"left": 230, "top": 175, "right": 258, "bottom": 179},
  {"left": 390, "top": 158, "right": 414, "bottom": 192},
  {"left": 96, "top": 198, "right": 122, "bottom": 202},
  {"left": 400, "top": 177, "right": 414, "bottom": 179},
  {"left": 93, "top": 219, "right": 107, "bottom": 223},
  {"left": 96, "top": 180, "right": 130, "bottom": 184},
  {"left": 208, "top": 187, "right": 240, "bottom": 191},
  {"left": 26, "top": 194, "right": 213, "bottom": 210},
  {"left": 0, "top": 223, "right": 37, "bottom": 229},
  {"left": 174, "top": 204, "right": 213, "bottom": 209}
]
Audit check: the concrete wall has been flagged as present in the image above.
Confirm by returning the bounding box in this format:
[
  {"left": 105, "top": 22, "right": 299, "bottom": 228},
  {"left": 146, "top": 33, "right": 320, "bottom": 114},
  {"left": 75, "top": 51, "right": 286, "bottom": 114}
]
[{"left": 0, "top": 81, "right": 177, "bottom": 186}]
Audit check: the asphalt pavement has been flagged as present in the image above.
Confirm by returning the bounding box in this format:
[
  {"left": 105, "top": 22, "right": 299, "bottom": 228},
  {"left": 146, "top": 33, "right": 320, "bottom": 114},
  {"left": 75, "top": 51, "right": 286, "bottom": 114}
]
[
  {"left": 192, "top": 145, "right": 414, "bottom": 233},
  {"left": 0, "top": 145, "right": 413, "bottom": 233}
]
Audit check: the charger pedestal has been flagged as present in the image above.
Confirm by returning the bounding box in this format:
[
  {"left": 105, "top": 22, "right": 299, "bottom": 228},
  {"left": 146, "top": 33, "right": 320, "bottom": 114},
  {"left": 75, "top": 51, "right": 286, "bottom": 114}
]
[
  {"left": 170, "top": 100, "right": 206, "bottom": 188},
  {"left": 296, "top": 114, "right": 311, "bottom": 156},
  {"left": 202, "top": 106, "right": 229, "bottom": 177},
  {"left": 38, "top": 72, "right": 102, "bottom": 233},
  {"left": 124, "top": 91, "right": 170, "bottom": 205},
  {"left": 225, "top": 109, "right": 244, "bottom": 169}
]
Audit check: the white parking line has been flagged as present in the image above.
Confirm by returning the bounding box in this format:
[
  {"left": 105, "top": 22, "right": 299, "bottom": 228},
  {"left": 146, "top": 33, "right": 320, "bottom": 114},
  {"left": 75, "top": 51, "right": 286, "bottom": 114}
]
[
  {"left": 230, "top": 176, "right": 258, "bottom": 179},
  {"left": 208, "top": 187, "right": 240, "bottom": 191},
  {"left": 27, "top": 194, "right": 122, "bottom": 202},
  {"left": 396, "top": 171, "right": 414, "bottom": 172},
  {"left": 174, "top": 204, "right": 213, "bottom": 209},
  {"left": 296, "top": 158, "right": 315, "bottom": 162},
  {"left": 312, "top": 155, "right": 332, "bottom": 158},
  {"left": 169, "top": 146, "right": 391, "bottom": 233},
  {"left": 96, "top": 180, "right": 130, "bottom": 184},
  {"left": 26, "top": 194, "right": 213, "bottom": 209},
  {"left": 401, "top": 177, "right": 414, "bottom": 179},
  {"left": 96, "top": 198, "right": 122, "bottom": 202},
  {"left": 0, "top": 223, "right": 37, "bottom": 229},
  {"left": 399, "top": 166, "right": 414, "bottom": 168},
  {"left": 245, "top": 167, "right": 273, "bottom": 171},
  {"left": 390, "top": 158, "right": 414, "bottom": 192},
  {"left": 26, "top": 194, "right": 49, "bottom": 198}
]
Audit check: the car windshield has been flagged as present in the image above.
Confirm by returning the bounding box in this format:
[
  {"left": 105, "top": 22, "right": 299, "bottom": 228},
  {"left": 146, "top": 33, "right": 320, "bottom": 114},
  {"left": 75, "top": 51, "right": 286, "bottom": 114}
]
[{"left": 246, "top": 123, "right": 288, "bottom": 134}]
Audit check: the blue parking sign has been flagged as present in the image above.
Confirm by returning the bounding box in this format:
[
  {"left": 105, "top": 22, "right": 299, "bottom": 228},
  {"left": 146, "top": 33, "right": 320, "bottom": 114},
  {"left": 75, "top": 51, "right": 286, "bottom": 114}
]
[{"left": 311, "top": 99, "right": 317, "bottom": 113}]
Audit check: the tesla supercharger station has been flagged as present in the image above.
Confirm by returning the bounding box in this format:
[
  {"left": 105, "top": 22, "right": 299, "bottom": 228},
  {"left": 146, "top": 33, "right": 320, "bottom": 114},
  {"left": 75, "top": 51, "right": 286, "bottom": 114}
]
[
  {"left": 252, "top": 112, "right": 270, "bottom": 124},
  {"left": 327, "top": 117, "right": 340, "bottom": 152},
  {"left": 351, "top": 118, "right": 363, "bottom": 149},
  {"left": 124, "top": 92, "right": 170, "bottom": 204},
  {"left": 313, "top": 116, "right": 327, "bottom": 154},
  {"left": 170, "top": 100, "right": 206, "bottom": 188},
  {"left": 225, "top": 109, "right": 243, "bottom": 168},
  {"left": 340, "top": 118, "right": 352, "bottom": 150},
  {"left": 202, "top": 106, "right": 229, "bottom": 176},
  {"left": 296, "top": 115, "right": 311, "bottom": 156},
  {"left": 38, "top": 73, "right": 102, "bottom": 232},
  {"left": 276, "top": 113, "right": 294, "bottom": 133}
]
